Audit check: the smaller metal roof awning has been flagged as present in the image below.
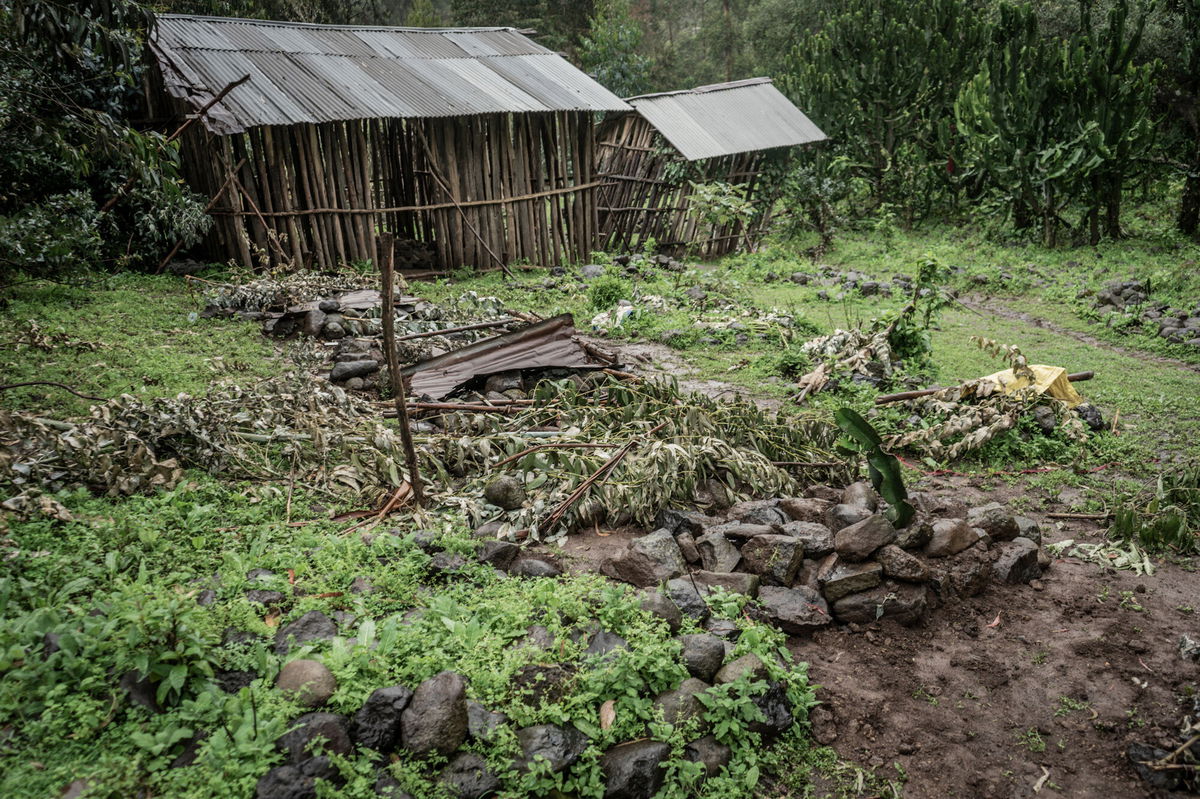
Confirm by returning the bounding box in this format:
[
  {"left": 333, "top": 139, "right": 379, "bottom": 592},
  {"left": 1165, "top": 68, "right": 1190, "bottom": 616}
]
[{"left": 626, "top": 77, "right": 827, "bottom": 162}]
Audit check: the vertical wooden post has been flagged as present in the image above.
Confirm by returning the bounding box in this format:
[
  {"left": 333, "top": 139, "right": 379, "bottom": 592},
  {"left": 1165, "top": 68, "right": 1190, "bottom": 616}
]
[{"left": 380, "top": 232, "right": 425, "bottom": 506}]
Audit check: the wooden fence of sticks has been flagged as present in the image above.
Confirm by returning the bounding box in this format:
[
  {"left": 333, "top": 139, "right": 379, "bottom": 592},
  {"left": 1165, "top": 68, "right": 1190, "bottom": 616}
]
[
  {"left": 172, "top": 110, "right": 600, "bottom": 273},
  {"left": 594, "top": 114, "right": 773, "bottom": 259}
]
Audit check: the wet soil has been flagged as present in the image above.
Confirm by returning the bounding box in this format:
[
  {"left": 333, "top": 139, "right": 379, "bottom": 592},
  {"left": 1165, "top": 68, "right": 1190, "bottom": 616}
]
[{"left": 798, "top": 551, "right": 1198, "bottom": 798}]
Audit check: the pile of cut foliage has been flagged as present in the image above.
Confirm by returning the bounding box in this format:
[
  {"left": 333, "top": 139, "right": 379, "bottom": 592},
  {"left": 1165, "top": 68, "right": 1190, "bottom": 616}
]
[{"left": 1, "top": 372, "right": 847, "bottom": 542}]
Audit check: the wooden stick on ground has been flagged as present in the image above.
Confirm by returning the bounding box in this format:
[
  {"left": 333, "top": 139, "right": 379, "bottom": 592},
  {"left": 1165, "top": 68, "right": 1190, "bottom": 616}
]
[
  {"left": 381, "top": 232, "right": 424, "bottom": 507},
  {"left": 874, "top": 371, "right": 1096, "bottom": 405}
]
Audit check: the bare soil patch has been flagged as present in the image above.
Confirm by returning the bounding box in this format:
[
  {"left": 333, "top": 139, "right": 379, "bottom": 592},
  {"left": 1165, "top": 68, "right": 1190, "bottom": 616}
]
[{"left": 799, "top": 554, "right": 1198, "bottom": 798}]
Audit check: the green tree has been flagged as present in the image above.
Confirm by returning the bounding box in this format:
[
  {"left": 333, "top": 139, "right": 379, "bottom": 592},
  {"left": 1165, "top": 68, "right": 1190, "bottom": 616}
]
[
  {"left": 580, "top": 0, "right": 651, "bottom": 97},
  {"left": 1, "top": 0, "right": 209, "bottom": 285},
  {"left": 1174, "top": 0, "right": 1200, "bottom": 236},
  {"left": 779, "top": 0, "right": 989, "bottom": 221},
  {"left": 955, "top": 1, "right": 1154, "bottom": 244}
]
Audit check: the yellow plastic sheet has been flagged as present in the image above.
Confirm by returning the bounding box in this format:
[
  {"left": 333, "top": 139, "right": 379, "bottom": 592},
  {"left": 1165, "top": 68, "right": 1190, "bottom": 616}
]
[{"left": 980, "top": 364, "right": 1085, "bottom": 408}]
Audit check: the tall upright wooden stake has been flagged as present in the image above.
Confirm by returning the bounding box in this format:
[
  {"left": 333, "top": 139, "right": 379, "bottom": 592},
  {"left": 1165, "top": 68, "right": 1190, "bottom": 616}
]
[{"left": 380, "top": 232, "right": 425, "bottom": 506}]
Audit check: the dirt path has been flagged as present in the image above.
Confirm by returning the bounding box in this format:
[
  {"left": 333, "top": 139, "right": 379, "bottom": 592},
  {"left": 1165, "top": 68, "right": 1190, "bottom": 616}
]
[{"left": 962, "top": 296, "right": 1200, "bottom": 374}]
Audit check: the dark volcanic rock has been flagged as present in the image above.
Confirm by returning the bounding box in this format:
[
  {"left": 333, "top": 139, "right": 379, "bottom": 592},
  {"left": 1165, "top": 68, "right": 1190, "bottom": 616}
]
[
  {"left": 675, "top": 531, "right": 701, "bottom": 564},
  {"left": 374, "top": 772, "right": 412, "bottom": 797},
  {"left": 276, "top": 712, "right": 352, "bottom": 763},
  {"left": 653, "top": 678, "right": 710, "bottom": 726},
  {"left": 679, "top": 633, "right": 726, "bottom": 682},
  {"left": 724, "top": 499, "right": 788, "bottom": 527},
  {"left": 714, "top": 653, "right": 767, "bottom": 684},
  {"left": 756, "top": 586, "right": 832, "bottom": 634},
  {"left": 967, "top": 502, "right": 1019, "bottom": 541},
  {"left": 509, "top": 558, "right": 561, "bottom": 578},
  {"left": 748, "top": 681, "right": 793, "bottom": 741},
  {"left": 477, "top": 540, "right": 519, "bottom": 569},
  {"left": 466, "top": 701, "right": 508, "bottom": 740},
  {"left": 707, "top": 521, "right": 777, "bottom": 541},
  {"left": 739, "top": 534, "right": 804, "bottom": 585},
  {"left": 429, "top": 551, "right": 468, "bottom": 575},
  {"left": 639, "top": 590, "right": 683, "bottom": 632},
  {"left": 352, "top": 686, "right": 413, "bottom": 752},
  {"left": 245, "top": 589, "right": 286, "bottom": 606},
  {"left": 778, "top": 497, "right": 834, "bottom": 525},
  {"left": 893, "top": 516, "right": 933, "bottom": 550},
  {"left": 440, "top": 752, "right": 500, "bottom": 799},
  {"left": 780, "top": 521, "right": 835, "bottom": 558},
  {"left": 585, "top": 630, "right": 629, "bottom": 660},
  {"left": 330, "top": 360, "right": 379, "bottom": 382},
  {"left": 484, "top": 475, "right": 526, "bottom": 509},
  {"left": 841, "top": 482, "right": 878, "bottom": 512},
  {"left": 874, "top": 544, "right": 930, "bottom": 582},
  {"left": 665, "top": 578, "right": 710, "bottom": 622},
  {"left": 684, "top": 735, "right": 731, "bottom": 779},
  {"left": 601, "top": 740, "right": 672, "bottom": 799},
  {"left": 514, "top": 724, "right": 589, "bottom": 773},
  {"left": 276, "top": 659, "right": 336, "bottom": 708},
  {"left": 819, "top": 559, "right": 883, "bottom": 601},
  {"left": 601, "top": 528, "right": 685, "bottom": 587},
  {"left": 695, "top": 530, "right": 741, "bottom": 573},
  {"left": 275, "top": 611, "right": 337, "bottom": 655},
  {"left": 924, "top": 518, "right": 984, "bottom": 558},
  {"left": 992, "top": 537, "right": 1041, "bottom": 584},
  {"left": 654, "top": 508, "right": 717, "bottom": 536},
  {"left": 256, "top": 756, "right": 339, "bottom": 799},
  {"left": 400, "top": 671, "right": 468, "bottom": 756},
  {"left": 828, "top": 504, "right": 872, "bottom": 532},
  {"left": 833, "top": 514, "right": 896, "bottom": 562},
  {"left": 691, "top": 570, "right": 760, "bottom": 597},
  {"left": 831, "top": 583, "right": 927, "bottom": 625}
]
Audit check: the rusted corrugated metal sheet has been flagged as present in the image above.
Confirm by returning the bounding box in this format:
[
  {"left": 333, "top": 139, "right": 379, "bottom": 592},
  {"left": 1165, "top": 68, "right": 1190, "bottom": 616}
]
[
  {"left": 626, "top": 78, "right": 826, "bottom": 162},
  {"left": 401, "top": 314, "right": 603, "bottom": 400},
  {"left": 151, "top": 14, "right": 630, "bottom": 134}
]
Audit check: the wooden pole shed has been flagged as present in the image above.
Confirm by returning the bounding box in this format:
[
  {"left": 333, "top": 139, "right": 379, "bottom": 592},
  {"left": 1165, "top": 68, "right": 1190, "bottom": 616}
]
[
  {"left": 595, "top": 78, "right": 826, "bottom": 259},
  {"left": 145, "top": 14, "right": 630, "bottom": 272}
]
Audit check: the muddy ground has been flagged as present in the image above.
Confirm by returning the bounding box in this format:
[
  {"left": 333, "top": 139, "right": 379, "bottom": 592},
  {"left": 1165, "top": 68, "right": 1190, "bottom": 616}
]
[{"left": 801, "top": 524, "right": 1197, "bottom": 798}]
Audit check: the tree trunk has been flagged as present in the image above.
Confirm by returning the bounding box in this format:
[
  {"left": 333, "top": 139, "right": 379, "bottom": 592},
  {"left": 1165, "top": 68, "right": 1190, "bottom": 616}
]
[
  {"left": 1180, "top": 134, "right": 1200, "bottom": 237},
  {"left": 1181, "top": 171, "right": 1200, "bottom": 237},
  {"left": 1103, "top": 174, "right": 1122, "bottom": 239}
]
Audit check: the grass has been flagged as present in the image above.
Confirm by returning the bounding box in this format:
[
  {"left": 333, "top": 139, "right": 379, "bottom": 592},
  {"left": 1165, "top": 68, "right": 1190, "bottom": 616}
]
[{"left": 0, "top": 274, "right": 280, "bottom": 417}]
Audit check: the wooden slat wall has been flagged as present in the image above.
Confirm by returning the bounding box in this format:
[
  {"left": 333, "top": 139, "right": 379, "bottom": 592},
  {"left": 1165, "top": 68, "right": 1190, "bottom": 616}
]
[
  {"left": 594, "top": 114, "right": 777, "bottom": 259},
  {"left": 172, "top": 107, "right": 598, "bottom": 272}
]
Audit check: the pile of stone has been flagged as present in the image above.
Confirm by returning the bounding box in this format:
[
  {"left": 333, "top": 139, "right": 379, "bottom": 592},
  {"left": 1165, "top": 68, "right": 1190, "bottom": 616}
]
[
  {"left": 255, "top": 583, "right": 799, "bottom": 798},
  {"left": 1090, "top": 279, "right": 1200, "bottom": 347},
  {"left": 261, "top": 644, "right": 782, "bottom": 799},
  {"left": 611, "top": 253, "right": 687, "bottom": 274},
  {"left": 600, "top": 482, "right": 1047, "bottom": 633}
]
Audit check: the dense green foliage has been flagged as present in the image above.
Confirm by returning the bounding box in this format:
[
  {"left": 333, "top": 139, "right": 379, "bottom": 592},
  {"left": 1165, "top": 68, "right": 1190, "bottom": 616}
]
[
  {"left": 0, "top": 1, "right": 209, "bottom": 285},
  {"left": 0, "top": 479, "right": 819, "bottom": 798}
]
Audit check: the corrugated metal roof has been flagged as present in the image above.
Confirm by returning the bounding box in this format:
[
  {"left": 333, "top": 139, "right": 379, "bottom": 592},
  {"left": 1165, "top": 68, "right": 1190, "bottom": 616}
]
[
  {"left": 151, "top": 14, "right": 630, "bottom": 134},
  {"left": 626, "top": 78, "right": 826, "bottom": 161}
]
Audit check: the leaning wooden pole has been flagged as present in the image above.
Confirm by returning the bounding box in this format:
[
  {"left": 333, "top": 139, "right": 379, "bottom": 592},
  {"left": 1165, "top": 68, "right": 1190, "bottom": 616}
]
[{"left": 380, "top": 232, "right": 425, "bottom": 506}]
